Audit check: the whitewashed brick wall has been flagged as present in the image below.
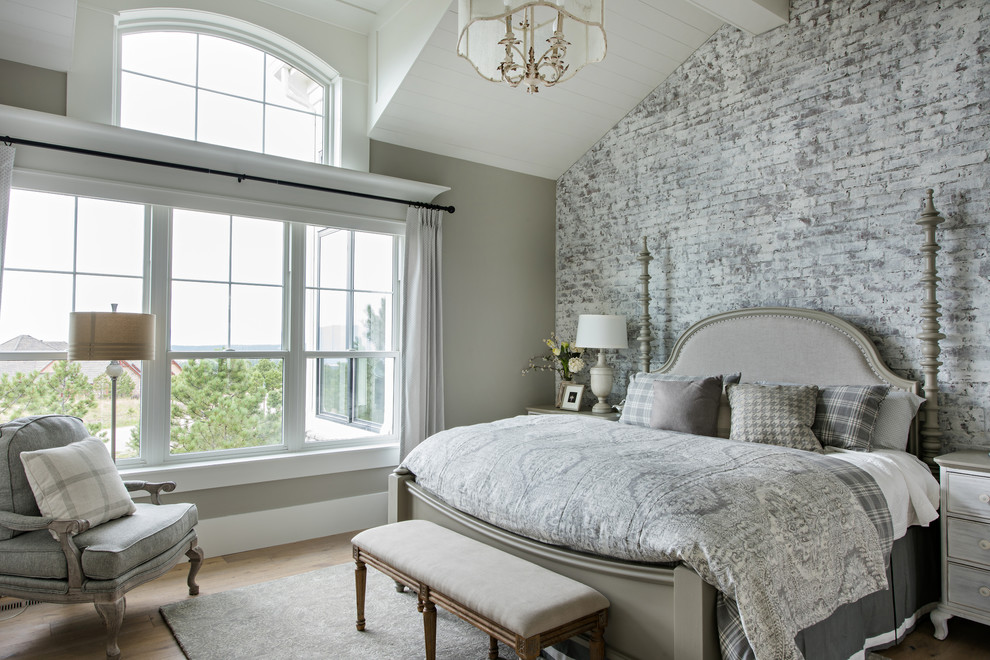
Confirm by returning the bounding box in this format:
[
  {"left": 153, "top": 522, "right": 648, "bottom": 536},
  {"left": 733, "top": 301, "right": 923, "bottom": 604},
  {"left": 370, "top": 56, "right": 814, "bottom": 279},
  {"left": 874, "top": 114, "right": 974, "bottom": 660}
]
[{"left": 557, "top": 0, "right": 990, "bottom": 451}]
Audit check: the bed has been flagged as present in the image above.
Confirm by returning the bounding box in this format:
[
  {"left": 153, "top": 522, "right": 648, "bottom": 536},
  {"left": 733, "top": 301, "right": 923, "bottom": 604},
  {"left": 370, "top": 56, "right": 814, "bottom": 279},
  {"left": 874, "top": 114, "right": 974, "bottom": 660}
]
[{"left": 388, "top": 192, "right": 947, "bottom": 660}]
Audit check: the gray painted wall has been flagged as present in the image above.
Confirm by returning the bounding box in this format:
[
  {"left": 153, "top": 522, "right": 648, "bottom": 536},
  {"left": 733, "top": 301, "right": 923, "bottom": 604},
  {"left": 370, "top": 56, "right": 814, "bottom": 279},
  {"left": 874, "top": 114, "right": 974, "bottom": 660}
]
[
  {"left": 557, "top": 0, "right": 990, "bottom": 452},
  {"left": 0, "top": 59, "right": 66, "bottom": 115},
  {"left": 370, "top": 140, "right": 557, "bottom": 428}
]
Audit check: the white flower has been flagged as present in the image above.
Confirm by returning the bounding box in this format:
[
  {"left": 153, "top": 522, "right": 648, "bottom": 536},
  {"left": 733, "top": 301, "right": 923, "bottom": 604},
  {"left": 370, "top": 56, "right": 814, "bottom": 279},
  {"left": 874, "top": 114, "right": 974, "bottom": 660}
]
[{"left": 568, "top": 357, "right": 585, "bottom": 373}]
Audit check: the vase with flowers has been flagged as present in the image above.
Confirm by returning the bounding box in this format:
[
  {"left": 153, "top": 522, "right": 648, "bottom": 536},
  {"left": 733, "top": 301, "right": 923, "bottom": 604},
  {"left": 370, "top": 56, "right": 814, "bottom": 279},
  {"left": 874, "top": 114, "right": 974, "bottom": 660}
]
[{"left": 522, "top": 333, "right": 587, "bottom": 407}]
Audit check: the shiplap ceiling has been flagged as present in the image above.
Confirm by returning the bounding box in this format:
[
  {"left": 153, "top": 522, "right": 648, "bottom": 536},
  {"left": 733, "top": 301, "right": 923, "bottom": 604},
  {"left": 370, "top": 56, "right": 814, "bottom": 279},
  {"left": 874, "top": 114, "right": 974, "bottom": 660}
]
[{"left": 0, "top": 0, "right": 787, "bottom": 179}]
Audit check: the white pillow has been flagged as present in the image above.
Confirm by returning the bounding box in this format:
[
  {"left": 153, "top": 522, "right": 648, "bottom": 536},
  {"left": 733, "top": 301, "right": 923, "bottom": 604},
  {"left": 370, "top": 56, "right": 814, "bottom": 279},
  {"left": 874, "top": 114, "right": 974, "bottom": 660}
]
[
  {"left": 20, "top": 437, "right": 136, "bottom": 526},
  {"left": 872, "top": 390, "right": 926, "bottom": 451}
]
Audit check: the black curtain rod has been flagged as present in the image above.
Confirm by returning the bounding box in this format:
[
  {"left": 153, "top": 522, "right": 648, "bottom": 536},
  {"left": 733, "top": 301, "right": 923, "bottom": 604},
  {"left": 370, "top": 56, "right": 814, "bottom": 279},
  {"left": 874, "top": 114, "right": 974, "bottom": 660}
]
[{"left": 1, "top": 135, "right": 455, "bottom": 214}]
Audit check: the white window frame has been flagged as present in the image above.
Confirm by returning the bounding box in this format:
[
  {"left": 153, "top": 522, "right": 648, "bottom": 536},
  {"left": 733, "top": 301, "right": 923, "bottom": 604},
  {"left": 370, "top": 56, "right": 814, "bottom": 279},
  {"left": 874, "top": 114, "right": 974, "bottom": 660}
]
[
  {"left": 114, "top": 9, "right": 340, "bottom": 167},
  {"left": 2, "top": 173, "right": 405, "bottom": 484}
]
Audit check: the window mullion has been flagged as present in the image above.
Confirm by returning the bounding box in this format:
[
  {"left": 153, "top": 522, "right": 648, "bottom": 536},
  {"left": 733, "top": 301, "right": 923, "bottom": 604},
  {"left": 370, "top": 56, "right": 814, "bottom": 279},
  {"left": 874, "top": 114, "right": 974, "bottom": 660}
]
[
  {"left": 141, "top": 205, "right": 171, "bottom": 466},
  {"left": 283, "top": 222, "right": 306, "bottom": 451}
]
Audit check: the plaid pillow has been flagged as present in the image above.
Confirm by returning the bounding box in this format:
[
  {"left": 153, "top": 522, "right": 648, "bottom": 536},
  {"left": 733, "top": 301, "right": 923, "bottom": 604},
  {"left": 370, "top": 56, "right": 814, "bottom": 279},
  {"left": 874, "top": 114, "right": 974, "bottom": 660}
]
[
  {"left": 814, "top": 385, "right": 890, "bottom": 451},
  {"left": 621, "top": 372, "right": 740, "bottom": 429},
  {"left": 20, "top": 437, "right": 136, "bottom": 528},
  {"left": 728, "top": 384, "right": 823, "bottom": 453}
]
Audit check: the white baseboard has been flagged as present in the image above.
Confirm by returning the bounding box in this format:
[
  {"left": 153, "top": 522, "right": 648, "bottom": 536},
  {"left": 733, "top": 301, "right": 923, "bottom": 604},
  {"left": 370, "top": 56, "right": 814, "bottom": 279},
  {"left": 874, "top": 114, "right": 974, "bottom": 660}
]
[{"left": 193, "top": 491, "right": 388, "bottom": 557}]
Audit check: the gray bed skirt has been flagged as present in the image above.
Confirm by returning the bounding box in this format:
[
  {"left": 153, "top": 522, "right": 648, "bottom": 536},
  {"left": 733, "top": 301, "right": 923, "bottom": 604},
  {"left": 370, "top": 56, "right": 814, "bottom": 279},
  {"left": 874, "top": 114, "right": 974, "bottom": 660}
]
[{"left": 546, "top": 523, "right": 940, "bottom": 660}]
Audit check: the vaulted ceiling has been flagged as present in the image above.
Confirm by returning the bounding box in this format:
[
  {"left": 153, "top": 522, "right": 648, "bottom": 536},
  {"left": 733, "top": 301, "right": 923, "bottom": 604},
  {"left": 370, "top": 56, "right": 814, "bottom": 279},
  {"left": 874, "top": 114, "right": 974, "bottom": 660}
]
[{"left": 0, "top": 0, "right": 788, "bottom": 179}]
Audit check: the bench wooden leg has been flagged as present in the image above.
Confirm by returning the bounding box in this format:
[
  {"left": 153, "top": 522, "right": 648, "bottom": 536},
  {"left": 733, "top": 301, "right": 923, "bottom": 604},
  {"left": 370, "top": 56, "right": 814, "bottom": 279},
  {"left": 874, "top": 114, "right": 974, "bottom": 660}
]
[
  {"left": 516, "top": 635, "right": 541, "bottom": 660},
  {"left": 589, "top": 624, "right": 605, "bottom": 660},
  {"left": 354, "top": 558, "right": 366, "bottom": 631},
  {"left": 488, "top": 635, "right": 498, "bottom": 660},
  {"left": 422, "top": 599, "right": 437, "bottom": 660},
  {"left": 394, "top": 580, "right": 406, "bottom": 593}
]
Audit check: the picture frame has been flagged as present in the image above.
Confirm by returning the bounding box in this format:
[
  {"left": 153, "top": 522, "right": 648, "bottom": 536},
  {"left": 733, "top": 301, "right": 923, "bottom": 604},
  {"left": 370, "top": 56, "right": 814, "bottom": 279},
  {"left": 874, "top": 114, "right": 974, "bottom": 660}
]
[
  {"left": 555, "top": 381, "right": 575, "bottom": 408},
  {"left": 560, "top": 384, "right": 585, "bottom": 411}
]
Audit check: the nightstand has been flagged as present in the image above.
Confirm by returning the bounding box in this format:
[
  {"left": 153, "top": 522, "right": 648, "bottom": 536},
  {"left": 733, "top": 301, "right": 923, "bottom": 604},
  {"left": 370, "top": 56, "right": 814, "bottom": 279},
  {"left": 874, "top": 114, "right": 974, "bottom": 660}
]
[
  {"left": 525, "top": 405, "right": 621, "bottom": 422},
  {"left": 931, "top": 450, "right": 990, "bottom": 640}
]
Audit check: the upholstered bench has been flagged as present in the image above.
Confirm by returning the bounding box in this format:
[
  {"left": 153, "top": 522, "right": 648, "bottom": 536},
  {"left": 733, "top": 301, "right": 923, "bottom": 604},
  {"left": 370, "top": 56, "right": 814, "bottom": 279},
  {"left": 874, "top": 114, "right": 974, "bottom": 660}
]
[{"left": 352, "top": 520, "right": 609, "bottom": 660}]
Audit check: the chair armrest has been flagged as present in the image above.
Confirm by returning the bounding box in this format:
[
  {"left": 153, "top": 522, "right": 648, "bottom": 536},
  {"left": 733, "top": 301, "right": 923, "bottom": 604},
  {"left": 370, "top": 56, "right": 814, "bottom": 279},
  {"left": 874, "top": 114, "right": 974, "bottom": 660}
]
[
  {"left": 124, "top": 480, "right": 176, "bottom": 505},
  {"left": 0, "top": 509, "right": 54, "bottom": 532}
]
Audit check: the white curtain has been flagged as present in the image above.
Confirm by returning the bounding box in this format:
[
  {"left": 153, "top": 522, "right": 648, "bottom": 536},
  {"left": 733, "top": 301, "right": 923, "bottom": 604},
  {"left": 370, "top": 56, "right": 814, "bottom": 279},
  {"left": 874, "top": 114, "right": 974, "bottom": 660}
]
[
  {"left": 401, "top": 206, "right": 445, "bottom": 458},
  {"left": 0, "top": 144, "right": 14, "bottom": 306}
]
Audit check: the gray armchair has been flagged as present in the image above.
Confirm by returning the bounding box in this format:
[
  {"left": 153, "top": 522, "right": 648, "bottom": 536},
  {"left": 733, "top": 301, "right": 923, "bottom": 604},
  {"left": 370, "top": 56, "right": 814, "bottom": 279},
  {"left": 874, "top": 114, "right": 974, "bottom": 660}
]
[{"left": 0, "top": 414, "right": 204, "bottom": 659}]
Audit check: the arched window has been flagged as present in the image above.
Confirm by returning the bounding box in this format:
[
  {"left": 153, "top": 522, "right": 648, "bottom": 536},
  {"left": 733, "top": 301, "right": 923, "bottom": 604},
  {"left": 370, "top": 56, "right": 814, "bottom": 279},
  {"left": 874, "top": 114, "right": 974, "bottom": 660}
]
[{"left": 116, "top": 11, "right": 338, "bottom": 165}]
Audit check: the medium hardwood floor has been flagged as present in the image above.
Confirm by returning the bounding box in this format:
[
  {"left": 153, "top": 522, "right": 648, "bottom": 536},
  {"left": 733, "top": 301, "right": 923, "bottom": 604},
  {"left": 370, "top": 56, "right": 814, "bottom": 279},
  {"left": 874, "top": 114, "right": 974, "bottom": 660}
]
[{"left": 1, "top": 531, "right": 987, "bottom": 659}]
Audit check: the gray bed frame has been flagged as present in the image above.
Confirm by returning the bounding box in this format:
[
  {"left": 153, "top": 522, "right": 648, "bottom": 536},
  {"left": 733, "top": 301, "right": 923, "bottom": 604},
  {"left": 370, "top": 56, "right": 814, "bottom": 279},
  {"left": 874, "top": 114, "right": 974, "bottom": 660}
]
[{"left": 388, "top": 191, "right": 946, "bottom": 660}]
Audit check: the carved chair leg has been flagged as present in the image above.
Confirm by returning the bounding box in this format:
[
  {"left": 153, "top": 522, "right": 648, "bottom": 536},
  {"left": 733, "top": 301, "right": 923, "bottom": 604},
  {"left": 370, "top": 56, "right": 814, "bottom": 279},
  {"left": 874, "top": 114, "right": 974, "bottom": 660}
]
[
  {"left": 589, "top": 623, "right": 606, "bottom": 660},
  {"left": 354, "top": 559, "right": 367, "bottom": 631},
  {"left": 422, "top": 600, "right": 437, "bottom": 660},
  {"left": 94, "top": 597, "right": 126, "bottom": 660},
  {"left": 488, "top": 635, "right": 499, "bottom": 660},
  {"left": 186, "top": 543, "right": 205, "bottom": 595}
]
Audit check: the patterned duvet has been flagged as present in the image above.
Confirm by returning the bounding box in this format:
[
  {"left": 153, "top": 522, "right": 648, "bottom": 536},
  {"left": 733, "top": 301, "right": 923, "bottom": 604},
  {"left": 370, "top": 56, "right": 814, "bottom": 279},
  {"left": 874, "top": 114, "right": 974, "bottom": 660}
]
[{"left": 401, "top": 414, "right": 894, "bottom": 660}]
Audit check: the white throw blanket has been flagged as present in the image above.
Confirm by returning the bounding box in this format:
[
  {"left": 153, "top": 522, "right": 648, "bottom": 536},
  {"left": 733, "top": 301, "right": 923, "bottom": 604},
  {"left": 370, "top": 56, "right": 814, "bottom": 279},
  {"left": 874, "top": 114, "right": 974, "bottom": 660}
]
[{"left": 402, "top": 415, "right": 895, "bottom": 660}]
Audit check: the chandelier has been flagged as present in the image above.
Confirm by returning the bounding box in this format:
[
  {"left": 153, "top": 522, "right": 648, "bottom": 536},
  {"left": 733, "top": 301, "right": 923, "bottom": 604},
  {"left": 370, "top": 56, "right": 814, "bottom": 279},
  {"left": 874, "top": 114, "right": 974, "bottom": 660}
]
[{"left": 457, "top": 1, "right": 606, "bottom": 94}]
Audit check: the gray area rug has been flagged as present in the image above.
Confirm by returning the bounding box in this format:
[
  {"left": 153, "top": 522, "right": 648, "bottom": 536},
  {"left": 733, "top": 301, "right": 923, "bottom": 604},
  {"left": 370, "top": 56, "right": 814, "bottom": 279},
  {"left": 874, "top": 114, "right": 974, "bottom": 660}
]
[{"left": 160, "top": 562, "right": 512, "bottom": 659}]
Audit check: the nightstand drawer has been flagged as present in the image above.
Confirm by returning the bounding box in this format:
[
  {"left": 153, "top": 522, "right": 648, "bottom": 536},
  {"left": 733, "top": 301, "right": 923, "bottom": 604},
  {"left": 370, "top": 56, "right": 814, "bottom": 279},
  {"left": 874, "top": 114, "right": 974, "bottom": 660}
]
[
  {"left": 946, "top": 472, "right": 990, "bottom": 520},
  {"left": 947, "top": 518, "right": 990, "bottom": 567},
  {"left": 946, "top": 563, "right": 990, "bottom": 613}
]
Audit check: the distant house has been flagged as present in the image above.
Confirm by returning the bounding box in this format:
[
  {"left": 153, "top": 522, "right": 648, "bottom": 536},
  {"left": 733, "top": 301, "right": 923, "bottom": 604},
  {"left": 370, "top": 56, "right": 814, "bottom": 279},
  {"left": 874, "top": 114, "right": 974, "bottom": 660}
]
[{"left": 0, "top": 335, "right": 181, "bottom": 398}]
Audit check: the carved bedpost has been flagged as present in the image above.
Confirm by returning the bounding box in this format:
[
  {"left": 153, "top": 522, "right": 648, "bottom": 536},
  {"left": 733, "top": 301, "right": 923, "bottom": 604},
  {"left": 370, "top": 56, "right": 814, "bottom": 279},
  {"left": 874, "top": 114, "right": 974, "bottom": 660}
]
[
  {"left": 917, "top": 189, "right": 945, "bottom": 471},
  {"left": 637, "top": 237, "right": 653, "bottom": 373}
]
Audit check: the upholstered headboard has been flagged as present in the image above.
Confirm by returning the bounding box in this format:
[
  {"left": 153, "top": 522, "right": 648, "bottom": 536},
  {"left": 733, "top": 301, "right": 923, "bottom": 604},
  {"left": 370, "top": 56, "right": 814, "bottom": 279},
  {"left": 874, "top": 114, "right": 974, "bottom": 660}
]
[{"left": 657, "top": 307, "right": 918, "bottom": 392}]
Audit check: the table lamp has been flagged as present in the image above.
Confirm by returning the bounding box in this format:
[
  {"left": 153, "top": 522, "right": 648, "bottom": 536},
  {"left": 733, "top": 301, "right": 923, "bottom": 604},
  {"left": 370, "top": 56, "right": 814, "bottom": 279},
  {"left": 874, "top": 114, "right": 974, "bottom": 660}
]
[{"left": 575, "top": 314, "right": 628, "bottom": 414}]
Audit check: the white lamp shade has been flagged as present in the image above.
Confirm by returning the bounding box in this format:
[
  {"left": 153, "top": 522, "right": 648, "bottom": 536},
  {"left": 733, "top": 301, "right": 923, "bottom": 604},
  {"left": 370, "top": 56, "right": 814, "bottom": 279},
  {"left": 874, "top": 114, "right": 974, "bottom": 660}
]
[
  {"left": 457, "top": 0, "right": 606, "bottom": 83},
  {"left": 68, "top": 312, "right": 156, "bottom": 361},
  {"left": 575, "top": 314, "right": 627, "bottom": 349}
]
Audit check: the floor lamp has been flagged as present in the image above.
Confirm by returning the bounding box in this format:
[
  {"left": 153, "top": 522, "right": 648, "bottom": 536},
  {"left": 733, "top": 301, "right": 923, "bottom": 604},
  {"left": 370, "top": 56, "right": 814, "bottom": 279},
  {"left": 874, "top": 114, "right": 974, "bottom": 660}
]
[{"left": 68, "top": 306, "right": 155, "bottom": 462}]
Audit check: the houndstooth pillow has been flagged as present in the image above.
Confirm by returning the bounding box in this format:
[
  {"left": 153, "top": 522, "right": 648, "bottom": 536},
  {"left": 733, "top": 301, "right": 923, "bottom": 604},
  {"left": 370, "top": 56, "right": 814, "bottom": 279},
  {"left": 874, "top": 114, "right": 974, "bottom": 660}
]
[
  {"left": 727, "top": 384, "right": 823, "bottom": 453},
  {"left": 621, "top": 372, "right": 741, "bottom": 432},
  {"left": 813, "top": 385, "right": 889, "bottom": 451},
  {"left": 20, "top": 437, "right": 136, "bottom": 528}
]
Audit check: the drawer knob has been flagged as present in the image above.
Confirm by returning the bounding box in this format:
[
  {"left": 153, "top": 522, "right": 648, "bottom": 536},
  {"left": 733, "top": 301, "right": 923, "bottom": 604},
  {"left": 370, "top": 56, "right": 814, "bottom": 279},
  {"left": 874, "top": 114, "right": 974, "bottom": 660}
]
[
  {"left": 981, "top": 586, "right": 990, "bottom": 598},
  {"left": 981, "top": 493, "right": 990, "bottom": 504},
  {"left": 982, "top": 540, "right": 990, "bottom": 551}
]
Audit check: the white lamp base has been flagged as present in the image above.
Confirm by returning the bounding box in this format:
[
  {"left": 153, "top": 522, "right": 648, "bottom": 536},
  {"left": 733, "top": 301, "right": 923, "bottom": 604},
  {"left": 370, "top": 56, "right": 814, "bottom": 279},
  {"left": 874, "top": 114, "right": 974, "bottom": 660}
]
[{"left": 589, "top": 353, "right": 615, "bottom": 414}]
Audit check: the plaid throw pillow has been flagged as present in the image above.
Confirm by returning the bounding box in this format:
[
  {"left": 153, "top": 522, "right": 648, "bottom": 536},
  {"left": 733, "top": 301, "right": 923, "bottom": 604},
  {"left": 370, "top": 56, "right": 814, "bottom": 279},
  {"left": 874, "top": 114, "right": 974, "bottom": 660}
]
[
  {"left": 620, "top": 372, "right": 740, "bottom": 428},
  {"left": 814, "top": 385, "right": 889, "bottom": 451},
  {"left": 20, "top": 437, "right": 136, "bottom": 528},
  {"left": 728, "top": 384, "right": 823, "bottom": 453}
]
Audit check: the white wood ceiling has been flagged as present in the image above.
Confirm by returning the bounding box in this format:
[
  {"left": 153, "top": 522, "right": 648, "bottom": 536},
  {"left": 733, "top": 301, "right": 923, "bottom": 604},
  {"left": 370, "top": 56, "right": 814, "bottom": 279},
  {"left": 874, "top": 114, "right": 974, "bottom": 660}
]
[
  {"left": 0, "top": 0, "right": 786, "bottom": 180},
  {"left": 369, "top": 1, "right": 726, "bottom": 179}
]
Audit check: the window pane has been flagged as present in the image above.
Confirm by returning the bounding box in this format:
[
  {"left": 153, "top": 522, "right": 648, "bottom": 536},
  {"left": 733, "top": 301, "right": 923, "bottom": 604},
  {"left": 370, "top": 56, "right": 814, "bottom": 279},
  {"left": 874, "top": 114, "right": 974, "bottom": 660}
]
[
  {"left": 316, "top": 290, "right": 347, "bottom": 350},
  {"left": 353, "top": 233, "right": 393, "bottom": 292},
  {"left": 353, "top": 292, "right": 391, "bottom": 351},
  {"left": 265, "top": 106, "right": 322, "bottom": 163},
  {"left": 121, "top": 32, "right": 197, "bottom": 84},
  {"left": 231, "top": 217, "right": 283, "bottom": 285},
  {"left": 318, "top": 357, "right": 347, "bottom": 417},
  {"left": 198, "top": 90, "right": 263, "bottom": 152},
  {"left": 319, "top": 229, "right": 349, "bottom": 289},
  {"left": 0, "top": 272, "right": 72, "bottom": 346},
  {"left": 198, "top": 35, "right": 264, "bottom": 99},
  {"left": 265, "top": 56, "right": 323, "bottom": 113},
  {"left": 171, "top": 281, "right": 229, "bottom": 349},
  {"left": 120, "top": 72, "right": 196, "bottom": 140},
  {"left": 76, "top": 275, "right": 144, "bottom": 315},
  {"left": 353, "top": 357, "right": 389, "bottom": 427},
  {"left": 4, "top": 190, "right": 75, "bottom": 271},
  {"left": 0, "top": 360, "right": 142, "bottom": 459},
  {"left": 172, "top": 210, "right": 230, "bottom": 281},
  {"left": 230, "top": 284, "right": 282, "bottom": 349},
  {"left": 76, "top": 198, "right": 145, "bottom": 276},
  {"left": 170, "top": 357, "right": 283, "bottom": 454}
]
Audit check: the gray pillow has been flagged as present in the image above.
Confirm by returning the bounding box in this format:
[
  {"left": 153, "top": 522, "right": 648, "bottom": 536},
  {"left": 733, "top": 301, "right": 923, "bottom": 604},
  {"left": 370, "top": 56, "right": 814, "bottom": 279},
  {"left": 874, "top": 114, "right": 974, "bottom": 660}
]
[
  {"left": 727, "top": 384, "right": 823, "bottom": 453},
  {"left": 813, "top": 385, "right": 889, "bottom": 451},
  {"left": 872, "top": 390, "right": 926, "bottom": 451},
  {"left": 621, "top": 372, "right": 741, "bottom": 435},
  {"left": 649, "top": 376, "right": 723, "bottom": 436}
]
